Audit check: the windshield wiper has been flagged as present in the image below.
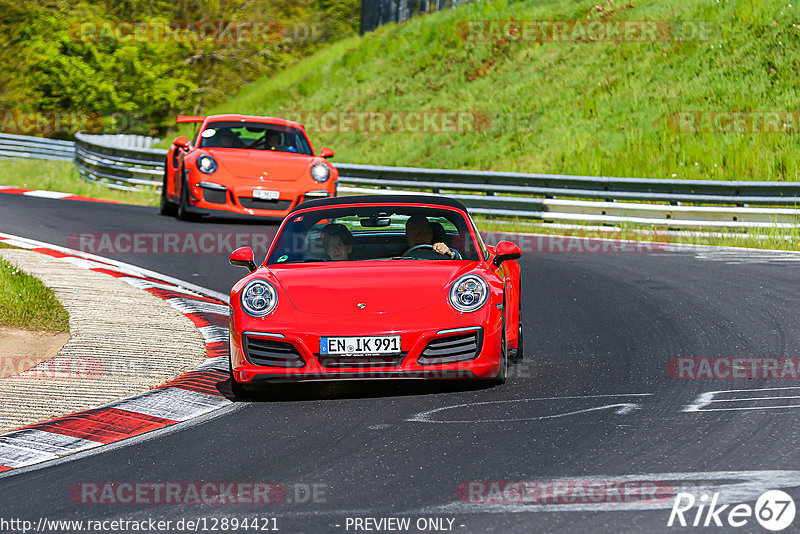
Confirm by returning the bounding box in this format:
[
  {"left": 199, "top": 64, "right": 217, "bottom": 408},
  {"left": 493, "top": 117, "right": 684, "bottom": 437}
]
[{"left": 390, "top": 256, "right": 423, "bottom": 260}]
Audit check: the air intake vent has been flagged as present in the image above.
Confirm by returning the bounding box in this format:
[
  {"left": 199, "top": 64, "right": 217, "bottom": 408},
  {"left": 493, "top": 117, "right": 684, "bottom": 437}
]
[
  {"left": 202, "top": 188, "right": 227, "bottom": 204},
  {"left": 418, "top": 330, "right": 482, "bottom": 365},
  {"left": 238, "top": 197, "right": 292, "bottom": 211},
  {"left": 244, "top": 335, "right": 305, "bottom": 368}
]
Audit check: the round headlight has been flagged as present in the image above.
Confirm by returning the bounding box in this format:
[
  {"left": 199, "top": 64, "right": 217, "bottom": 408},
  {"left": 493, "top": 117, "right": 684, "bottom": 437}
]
[
  {"left": 241, "top": 280, "right": 278, "bottom": 317},
  {"left": 197, "top": 155, "right": 217, "bottom": 174},
  {"left": 310, "top": 162, "right": 330, "bottom": 182},
  {"left": 449, "top": 275, "right": 489, "bottom": 313}
]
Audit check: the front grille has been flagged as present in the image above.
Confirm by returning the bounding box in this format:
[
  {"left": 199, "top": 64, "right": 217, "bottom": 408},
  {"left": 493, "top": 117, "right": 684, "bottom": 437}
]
[
  {"left": 418, "top": 330, "right": 483, "bottom": 365},
  {"left": 244, "top": 335, "right": 305, "bottom": 368},
  {"left": 316, "top": 354, "right": 407, "bottom": 368},
  {"left": 238, "top": 197, "right": 292, "bottom": 211},
  {"left": 202, "top": 188, "right": 227, "bottom": 204}
]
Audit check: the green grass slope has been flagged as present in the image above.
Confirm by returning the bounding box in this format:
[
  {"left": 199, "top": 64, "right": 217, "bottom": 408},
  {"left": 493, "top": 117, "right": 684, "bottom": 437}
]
[
  {"left": 0, "top": 252, "right": 69, "bottom": 332},
  {"left": 0, "top": 159, "right": 157, "bottom": 206},
  {"left": 178, "top": 0, "right": 799, "bottom": 181}
]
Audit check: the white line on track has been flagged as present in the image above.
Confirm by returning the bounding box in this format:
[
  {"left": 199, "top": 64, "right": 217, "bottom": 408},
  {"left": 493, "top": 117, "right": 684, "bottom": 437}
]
[{"left": 407, "top": 394, "right": 653, "bottom": 423}]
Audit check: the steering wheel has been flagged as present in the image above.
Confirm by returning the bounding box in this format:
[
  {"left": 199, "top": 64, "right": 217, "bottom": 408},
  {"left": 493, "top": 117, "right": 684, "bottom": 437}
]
[
  {"left": 402, "top": 244, "right": 449, "bottom": 259},
  {"left": 248, "top": 136, "right": 267, "bottom": 149}
]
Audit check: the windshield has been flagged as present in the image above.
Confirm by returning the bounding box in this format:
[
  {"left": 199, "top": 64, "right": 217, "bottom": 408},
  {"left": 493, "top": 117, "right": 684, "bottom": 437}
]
[
  {"left": 197, "top": 121, "right": 313, "bottom": 155},
  {"left": 266, "top": 205, "right": 481, "bottom": 264}
]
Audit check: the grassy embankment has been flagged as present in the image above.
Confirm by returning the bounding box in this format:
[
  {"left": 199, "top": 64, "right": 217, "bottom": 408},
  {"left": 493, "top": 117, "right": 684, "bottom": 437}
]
[
  {"left": 0, "top": 159, "right": 157, "bottom": 206},
  {"left": 2, "top": 0, "right": 798, "bottom": 248},
  {"left": 185, "top": 0, "right": 800, "bottom": 248},
  {"left": 190, "top": 0, "right": 800, "bottom": 180},
  {"left": 0, "top": 244, "right": 69, "bottom": 332}
]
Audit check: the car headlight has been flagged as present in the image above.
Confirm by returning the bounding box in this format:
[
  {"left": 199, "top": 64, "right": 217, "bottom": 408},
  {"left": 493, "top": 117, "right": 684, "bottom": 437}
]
[
  {"left": 449, "top": 275, "right": 489, "bottom": 313},
  {"left": 310, "top": 162, "right": 330, "bottom": 182},
  {"left": 197, "top": 155, "right": 217, "bottom": 174},
  {"left": 241, "top": 280, "right": 278, "bottom": 317}
]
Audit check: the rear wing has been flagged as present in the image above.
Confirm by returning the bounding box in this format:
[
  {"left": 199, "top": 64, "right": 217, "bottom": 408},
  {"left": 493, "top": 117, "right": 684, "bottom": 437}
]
[{"left": 176, "top": 115, "right": 206, "bottom": 124}]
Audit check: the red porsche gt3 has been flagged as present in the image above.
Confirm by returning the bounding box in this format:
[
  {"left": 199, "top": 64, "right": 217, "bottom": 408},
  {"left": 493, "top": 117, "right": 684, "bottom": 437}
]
[
  {"left": 227, "top": 195, "right": 523, "bottom": 396},
  {"left": 161, "top": 114, "right": 338, "bottom": 221}
]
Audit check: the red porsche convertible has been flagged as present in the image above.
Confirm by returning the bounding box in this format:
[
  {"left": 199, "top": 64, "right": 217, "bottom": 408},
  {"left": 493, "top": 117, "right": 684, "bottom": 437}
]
[
  {"left": 227, "top": 195, "right": 523, "bottom": 396},
  {"left": 161, "top": 114, "right": 338, "bottom": 220}
]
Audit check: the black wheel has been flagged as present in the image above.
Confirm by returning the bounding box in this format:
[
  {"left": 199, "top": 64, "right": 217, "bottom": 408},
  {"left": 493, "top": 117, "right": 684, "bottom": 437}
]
[
  {"left": 492, "top": 333, "right": 508, "bottom": 385},
  {"left": 512, "top": 273, "right": 524, "bottom": 363},
  {"left": 514, "top": 324, "right": 524, "bottom": 363},
  {"left": 228, "top": 357, "right": 248, "bottom": 399},
  {"left": 159, "top": 165, "right": 177, "bottom": 216},
  {"left": 176, "top": 170, "right": 197, "bottom": 221},
  {"left": 489, "top": 311, "right": 508, "bottom": 385}
]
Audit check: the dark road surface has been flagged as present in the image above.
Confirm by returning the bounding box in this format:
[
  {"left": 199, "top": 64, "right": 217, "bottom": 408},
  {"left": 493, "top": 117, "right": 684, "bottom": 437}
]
[{"left": 2, "top": 193, "right": 800, "bottom": 533}]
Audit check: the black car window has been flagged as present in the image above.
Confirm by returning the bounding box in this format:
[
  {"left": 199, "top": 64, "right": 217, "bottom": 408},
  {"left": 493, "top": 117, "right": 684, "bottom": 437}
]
[
  {"left": 266, "top": 206, "right": 482, "bottom": 264},
  {"left": 198, "top": 121, "right": 313, "bottom": 155}
]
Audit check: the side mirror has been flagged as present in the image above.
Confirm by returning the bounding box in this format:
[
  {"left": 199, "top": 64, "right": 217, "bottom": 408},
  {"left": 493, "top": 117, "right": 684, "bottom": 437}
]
[
  {"left": 173, "top": 136, "right": 190, "bottom": 150},
  {"left": 493, "top": 241, "right": 522, "bottom": 267},
  {"left": 230, "top": 247, "right": 257, "bottom": 272},
  {"left": 319, "top": 146, "right": 334, "bottom": 159}
]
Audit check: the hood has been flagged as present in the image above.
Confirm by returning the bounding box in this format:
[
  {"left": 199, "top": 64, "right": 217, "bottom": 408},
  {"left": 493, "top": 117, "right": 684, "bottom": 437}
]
[
  {"left": 203, "top": 148, "right": 314, "bottom": 181},
  {"left": 268, "top": 262, "right": 472, "bottom": 314}
]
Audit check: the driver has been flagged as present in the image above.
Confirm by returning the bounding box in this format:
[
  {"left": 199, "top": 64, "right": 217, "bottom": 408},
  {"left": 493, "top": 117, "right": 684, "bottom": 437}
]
[
  {"left": 405, "top": 215, "right": 459, "bottom": 259},
  {"left": 266, "top": 130, "right": 281, "bottom": 150},
  {"left": 322, "top": 223, "right": 353, "bottom": 261},
  {"left": 216, "top": 129, "right": 239, "bottom": 148}
]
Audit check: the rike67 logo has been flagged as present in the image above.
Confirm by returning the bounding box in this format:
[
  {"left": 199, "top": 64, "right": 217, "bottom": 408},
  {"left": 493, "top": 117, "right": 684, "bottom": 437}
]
[{"left": 668, "top": 490, "right": 796, "bottom": 531}]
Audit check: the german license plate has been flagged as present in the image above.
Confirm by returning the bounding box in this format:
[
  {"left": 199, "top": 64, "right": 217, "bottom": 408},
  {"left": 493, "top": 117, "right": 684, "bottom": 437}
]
[
  {"left": 253, "top": 189, "right": 280, "bottom": 200},
  {"left": 320, "top": 336, "right": 401, "bottom": 356}
]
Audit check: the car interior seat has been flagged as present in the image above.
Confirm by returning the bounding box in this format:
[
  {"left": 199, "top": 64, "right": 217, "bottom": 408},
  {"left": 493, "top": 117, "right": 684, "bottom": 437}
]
[{"left": 431, "top": 222, "right": 450, "bottom": 246}]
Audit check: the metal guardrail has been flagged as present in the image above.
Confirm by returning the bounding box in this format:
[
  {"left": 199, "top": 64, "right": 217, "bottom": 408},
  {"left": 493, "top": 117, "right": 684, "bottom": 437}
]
[
  {"left": 334, "top": 164, "right": 800, "bottom": 228},
  {"left": 0, "top": 133, "right": 75, "bottom": 162},
  {"left": 74, "top": 132, "right": 164, "bottom": 191},
  {"left": 80, "top": 134, "right": 162, "bottom": 149},
  {"left": 2, "top": 132, "right": 799, "bottom": 228}
]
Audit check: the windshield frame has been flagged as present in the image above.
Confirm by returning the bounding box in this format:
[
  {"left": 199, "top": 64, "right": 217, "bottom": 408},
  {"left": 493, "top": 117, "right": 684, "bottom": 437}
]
[
  {"left": 196, "top": 120, "right": 314, "bottom": 156},
  {"left": 263, "top": 202, "right": 483, "bottom": 266}
]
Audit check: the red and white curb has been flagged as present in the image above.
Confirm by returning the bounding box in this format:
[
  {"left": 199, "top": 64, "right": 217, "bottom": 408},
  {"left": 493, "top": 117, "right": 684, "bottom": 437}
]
[
  {"left": 0, "top": 233, "right": 232, "bottom": 474},
  {"left": 0, "top": 185, "right": 122, "bottom": 204}
]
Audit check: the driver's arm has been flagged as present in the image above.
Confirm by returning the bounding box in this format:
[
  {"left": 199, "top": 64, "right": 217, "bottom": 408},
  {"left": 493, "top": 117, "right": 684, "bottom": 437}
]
[{"left": 432, "top": 242, "right": 461, "bottom": 259}]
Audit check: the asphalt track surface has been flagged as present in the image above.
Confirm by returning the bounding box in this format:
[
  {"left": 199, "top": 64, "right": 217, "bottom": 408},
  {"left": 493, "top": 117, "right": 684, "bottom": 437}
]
[{"left": 2, "top": 193, "right": 800, "bottom": 533}]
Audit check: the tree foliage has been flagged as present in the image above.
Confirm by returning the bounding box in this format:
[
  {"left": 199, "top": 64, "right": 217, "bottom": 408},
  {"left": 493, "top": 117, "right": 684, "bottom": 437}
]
[{"left": 0, "top": 0, "right": 359, "bottom": 136}]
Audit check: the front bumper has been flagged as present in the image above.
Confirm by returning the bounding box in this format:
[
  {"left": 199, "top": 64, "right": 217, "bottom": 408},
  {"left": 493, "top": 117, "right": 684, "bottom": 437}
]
[
  {"left": 185, "top": 173, "right": 335, "bottom": 219},
  {"left": 230, "top": 324, "right": 502, "bottom": 383}
]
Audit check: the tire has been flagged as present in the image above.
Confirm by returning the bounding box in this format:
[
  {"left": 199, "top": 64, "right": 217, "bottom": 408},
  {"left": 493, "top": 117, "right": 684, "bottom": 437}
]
[
  {"left": 159, "top": 166, "right": 177, "bottom": 216},
  {"left": 491, "top": 333, "right": 508, "bottom": 385},
  {"left": 512, "top": 272, "right": 523, "bottom": 363},
  {"left": 228, "top": 357, "right": 248, "bottom": 399},
  {"left": 514, "top": 324, "right": 524, "bottom": 363},
  {"left": 489, "top": 311, "right": 508, "bottom": 385},
  {"left": 176, "top": 170, "right": 196, "bottom": 222}
]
